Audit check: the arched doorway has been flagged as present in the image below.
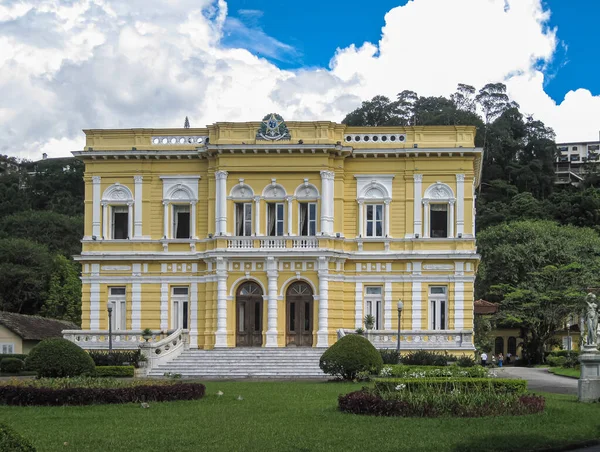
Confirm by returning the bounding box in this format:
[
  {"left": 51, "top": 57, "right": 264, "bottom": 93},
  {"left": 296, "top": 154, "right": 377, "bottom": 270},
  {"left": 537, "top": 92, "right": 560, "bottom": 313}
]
[
  {"left": 286, "top": 281, "right": 314, "bottom": 347},
  {"left": 236, "top": 282, "right": 263, "bottom": 347},
  {"left": 494, "top": 336, "right": 504, "bottom": 356}
]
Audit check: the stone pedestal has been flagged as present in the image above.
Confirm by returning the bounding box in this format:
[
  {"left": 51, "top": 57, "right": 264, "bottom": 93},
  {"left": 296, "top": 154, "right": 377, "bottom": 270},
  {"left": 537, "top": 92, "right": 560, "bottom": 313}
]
[{"left": 578, "top": 345, "right": 600, "bottom": 402}]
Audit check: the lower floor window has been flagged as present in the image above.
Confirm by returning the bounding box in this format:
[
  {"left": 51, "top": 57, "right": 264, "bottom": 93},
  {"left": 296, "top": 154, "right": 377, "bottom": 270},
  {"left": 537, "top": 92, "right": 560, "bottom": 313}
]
[
  {"left": 1, "top": 344, "right": 14, "bottom": 354},
  {"left": 429, "top": 286, "right": 447, "bottom": 330},
  {"left": 365, "top": 286, "right": 383, "bottom": 330},
  {"left": 172, "top": 287, "right": 189, "bottom": 330}
]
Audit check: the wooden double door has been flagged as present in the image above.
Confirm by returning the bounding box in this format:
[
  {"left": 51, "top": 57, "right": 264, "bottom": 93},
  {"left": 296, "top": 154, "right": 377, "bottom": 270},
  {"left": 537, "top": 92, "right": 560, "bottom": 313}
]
[
  {"left": 236, "top": 282, "right": 263, "bottom": 347},
  {"left": 286, "top": 282, "right": 314, "bottom": 347}
]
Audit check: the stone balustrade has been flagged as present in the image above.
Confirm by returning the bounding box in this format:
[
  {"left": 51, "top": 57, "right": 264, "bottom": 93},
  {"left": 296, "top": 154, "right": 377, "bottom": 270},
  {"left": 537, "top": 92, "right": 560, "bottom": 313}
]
[
  {"left": 337, "top": 329, "right": 474, "bottom": 351},
  {"left": 226, "top": 236, "right": 320, "bottom": 250},
  {"left": 62, "top": 329, "right": 171, "bottom": 350},
  {"left": 140, "top": 329, "right": 189, "bottom": 374}
]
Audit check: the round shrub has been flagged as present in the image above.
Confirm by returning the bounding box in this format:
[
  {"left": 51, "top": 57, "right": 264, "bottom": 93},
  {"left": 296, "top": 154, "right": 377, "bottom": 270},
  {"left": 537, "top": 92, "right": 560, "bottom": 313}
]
[
  {"left": 0, "top": 423, "right": 36, "bottom": 452},
  {"left": 320, "top": 334, "right": 383, "bottom": 380},
  {"left": 0, "top": 358, "right": 24, "bottom": 374},
  {"left": 25, "top": 338, "right": 95, "bottom": 378}
]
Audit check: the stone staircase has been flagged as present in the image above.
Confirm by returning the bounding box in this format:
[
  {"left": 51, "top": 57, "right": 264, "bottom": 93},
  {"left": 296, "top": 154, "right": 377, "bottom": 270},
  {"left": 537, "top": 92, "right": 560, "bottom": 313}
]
[{"left": 147, "top": 348, "right": 327, "bottom": 379}]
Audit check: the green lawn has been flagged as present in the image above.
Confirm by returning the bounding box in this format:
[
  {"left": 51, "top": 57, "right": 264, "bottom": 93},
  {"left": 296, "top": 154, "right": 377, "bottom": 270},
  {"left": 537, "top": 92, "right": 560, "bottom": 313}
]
[
  {"left": 549, "top": 367, "right": 581, "bottom": 379},
  {"left": 1, "top": 381, "right": 599, "bottom": 452}
]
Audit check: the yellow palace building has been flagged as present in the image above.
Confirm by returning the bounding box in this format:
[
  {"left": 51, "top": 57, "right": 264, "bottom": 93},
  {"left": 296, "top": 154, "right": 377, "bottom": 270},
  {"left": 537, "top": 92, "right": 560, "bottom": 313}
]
[{"left": 65, "top": 115, "right": 482, "bottom": 358}]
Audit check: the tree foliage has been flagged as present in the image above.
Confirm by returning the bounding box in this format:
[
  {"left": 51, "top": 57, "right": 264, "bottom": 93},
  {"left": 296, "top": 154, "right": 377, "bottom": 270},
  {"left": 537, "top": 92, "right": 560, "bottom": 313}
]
[{"left": 40, "top": 255, "right": 82, "bottom": 325}]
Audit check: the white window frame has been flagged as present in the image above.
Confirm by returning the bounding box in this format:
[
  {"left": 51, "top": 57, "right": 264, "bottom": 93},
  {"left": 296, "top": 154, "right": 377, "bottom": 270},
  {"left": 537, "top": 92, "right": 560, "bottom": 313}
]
[
  {"left": 235, "top": 202, "right": 253, "bottom": 236},
  {"left": 298, "top": 202, "right": 317, "bottom": 236},
  {"left": 172, "top": 204, "right": 191, "bottom": 239},
  {"left": 365, "top": 204, "right": 384, "bottom": 238},
  {"left": 111, "top": 205, "right": 129, "bottom": 240},
  {"left": 267, "top": 202, "right": 285, "bottom": 237},
  {"left": 429, "top": 286, "right": 448, "bottom": 330},
  {"left": 172, "top": 287, "right": 190, "bottom": 330},
  {"left": 108, "top": 287, "right": 127, "bottom": 331},
  {"left": 1, "top": 343, "right": 15, "bottom": 354},
  {"left": 365, "top": 286, "right": 383, "bottom": 330},
  {"left": 429, "top": 203, "right": 449, "bottom": 238}
]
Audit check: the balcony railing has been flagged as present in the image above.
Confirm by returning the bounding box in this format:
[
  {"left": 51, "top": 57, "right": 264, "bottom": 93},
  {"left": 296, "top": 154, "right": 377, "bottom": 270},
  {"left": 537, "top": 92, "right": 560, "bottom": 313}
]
[
  {"left": 337, "top": 329, "right": 474, "bottom": 350},
  {"left": 260, "top": 238, "right": 287, "bottom": 249},
  {"left": 62, "top": 329, "right": 172, "bottom": 350},
  {"left": 227, "top": 238, "right": 254, "bottom": 249},
  {"left": 293, "top": 238, "right": 319, "bottom": 249},
  {"left": 225, "top": 236, "right": 320, "bottom": 250}
]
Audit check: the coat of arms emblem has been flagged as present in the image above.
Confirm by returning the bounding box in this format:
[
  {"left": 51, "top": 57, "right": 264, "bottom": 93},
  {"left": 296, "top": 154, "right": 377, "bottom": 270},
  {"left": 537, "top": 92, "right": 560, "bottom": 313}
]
[{"left": 256, "top": 113, "right": 291, "bottom": 141}]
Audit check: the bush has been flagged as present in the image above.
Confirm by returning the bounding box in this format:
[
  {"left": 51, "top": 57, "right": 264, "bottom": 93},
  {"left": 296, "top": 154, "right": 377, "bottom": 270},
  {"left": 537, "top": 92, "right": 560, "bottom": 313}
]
[
  {"left": 400, "top": 350, "right": 448, "bottom": 366},
  {"left": 0, "top": 423, "right": 36, "bottom": 451},
  {"left": 546, "top": 356, "right": 567, "bottom": 367},
  {"left": 338, "top": 389, "right": 544, "bottom": 418},
  {"left": 0, "top": 381, "right": 205, "bottom": 406},
  {"left": 87, "top": 350, "right": 142, "bottom": 368},
  {"left": 25, "top": 338, "right": 95, "bottom": 378},
  {"left": 548, "top": 350, "right": 579, "bottom": 358},
  {"left": 320, "top": 335, "right": 383, "bottom": 380},
  {"left": 379, "top": 349, "right": 399, "bottom": 365},
  {"left": 456, "top": 356, "right": 476, "bottom": 367},
  {"left": 3, "top": 377, "right": 173, "bottom": 390},
  {"left": 374, "top": 378, "right": 527, "bottom": 394},
  {"left": 95, "top": 366, "right": 135, "bottom": 378},
  {"left": 385, "top": 365, "right": 488, "bottom": 379},
  {"left": 0, "top": 354, "right": 27, "bottom": 362},
  {"left": 0, "top": 358, "right": 24, "bottom": 374}
]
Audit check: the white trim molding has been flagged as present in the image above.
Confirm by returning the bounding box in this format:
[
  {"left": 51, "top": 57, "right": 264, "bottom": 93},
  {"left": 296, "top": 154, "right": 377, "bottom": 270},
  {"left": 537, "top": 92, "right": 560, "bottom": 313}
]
[
  {"left": 92, "top": 176, "right": 101, "bottom": 238},
  {"left": 412, "top": 174, "right": 422, "bottom": 238},
  {"left": 456, "top": 174, "right": 465, "bottom": 238},
  {"left": 320, "top": 171, "right": 335, "bottom": 236}
]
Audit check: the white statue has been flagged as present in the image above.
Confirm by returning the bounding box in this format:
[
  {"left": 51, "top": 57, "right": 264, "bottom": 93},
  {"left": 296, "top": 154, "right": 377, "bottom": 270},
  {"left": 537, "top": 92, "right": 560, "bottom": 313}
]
[{"left": 584, "top": 293, "right": 598, "bottom": 346}]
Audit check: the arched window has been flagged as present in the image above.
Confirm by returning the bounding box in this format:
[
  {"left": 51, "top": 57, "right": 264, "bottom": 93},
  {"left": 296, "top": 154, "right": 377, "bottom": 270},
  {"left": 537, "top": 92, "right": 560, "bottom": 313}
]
[
  {"left": 230, "top": 181, "right": 255, "bottom": 236},
  {"left": 295, "top": 180, "right": 319, "bottom": 236},
  {"left": 423, "top": 182, "right": 456, "bottom": 238},
  {"left": 357, "top": 181, "right": 391, "bottom": 238},
  {"left": 101, "top": 183, "right": 133, "bottom": 240},
  {"left": 164, "top": 184, "right": 196, "bottom": 239},
  {"left": 495, "top": 336, "right": 504, "bottom": 356},
  {"left": 262, "top": 181, "right": 287, "bottom": 236},
  {"left": 507, "top": 337, "right": 517, "bottom": 355}
]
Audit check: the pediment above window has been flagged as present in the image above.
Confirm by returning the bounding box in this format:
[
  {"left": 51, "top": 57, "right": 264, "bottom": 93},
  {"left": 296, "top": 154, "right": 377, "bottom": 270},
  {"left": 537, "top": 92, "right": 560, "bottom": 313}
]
[
  {"left": 294, "top": 180, "right": 319, "bottom": 200},
  {"left": 262, "top": 181, "right": 287, "bottom": 200},
  {"left": 102, "top": 183, "right": 133, "bottom": 202},
  {"left": 424, "top": 182, "right": 454, "bottom": 200},
  {"left": 230, "top": 180, "right": 255, "bottom": 200}
]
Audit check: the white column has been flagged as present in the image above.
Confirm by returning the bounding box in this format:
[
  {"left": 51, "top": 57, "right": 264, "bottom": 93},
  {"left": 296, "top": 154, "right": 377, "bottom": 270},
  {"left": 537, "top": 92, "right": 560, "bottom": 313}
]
[
  {"left": 131, "top": 264, "right": 141, "bottom": 330},
  {"left": 215, "top": 171, "right": 228, "bottom": 235},
  {"left": 456, "top": 174, "right": 465, "bottom": 237},
  {"left": 265, "top": 257, "right": 279, "bottom": 347},
  {"left": 320, "top": 170, "right": 335, "bottom": 235},
  {"left": 214, "top": 257, "right": 229, "bottom": 347},
  {"left": 163, "top": 201, "right": 169, "bottom": 239},
  {"left": 413, "top": 174, "right": 422, "bottom": 237},
  {"left": 102, "top": 203, "right": 108, "bottom": 240},
  {"left": 454, "top": 272, "right": 465, "bottom": 330},
  {"left": 422, "top": 200, "right": 430, "bottom": 238},
  {"left": 355, "top": 282, "right": 363, "bottom": 329},
  {"left": 160, "top": 283, "right": 169, "bottom": 330},
  {"left": 411, "top": 280, "right": 422, "bottom": 330},
  {"left": 384, "top": 199, "right": 391, "bottom": 238},
  {"left": 254, "top": 196, "right": 261, "bottom": 235},
  {"left": 190, "top": 201, "right": 197, "bottom": 239},
  {"left": 127, "top": 202, "right": 133, "bottom": 240},
  {"left": 316, "top": 256, "right": 329, "bottom": 347},
  {"left": 448, "top": 199, "right": 455, "bottom": 239},
  {"left": 90, "top": 277, "right": 100, "bottom": 330},
  {"left": 358, "top": 200, "right": 364, "bottom": 237},
  {"left": 133, "top": 175, "right": 143, "bottom": 238},
  {"left": 286, "top": 196, "right": 294, "bottom": 235},
  {"left": 92, "top": 176, "right": 101, "bottom": 238},
  {"left": 190, "top": 282, "right": 198, "bottom": 348},
  {"left": 384, "top": 281, "right": 392, "bottom": 329}
]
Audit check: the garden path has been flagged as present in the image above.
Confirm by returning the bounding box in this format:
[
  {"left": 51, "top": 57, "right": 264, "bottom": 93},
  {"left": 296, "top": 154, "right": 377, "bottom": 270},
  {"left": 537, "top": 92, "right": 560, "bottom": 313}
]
[{"left": 496, "top": 366, "right": 577, "bottom": 395}]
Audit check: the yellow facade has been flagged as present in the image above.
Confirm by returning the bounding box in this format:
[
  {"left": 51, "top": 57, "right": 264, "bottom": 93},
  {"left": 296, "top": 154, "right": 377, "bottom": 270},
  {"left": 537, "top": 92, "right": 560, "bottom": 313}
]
[{"left": 74, "top": 118, "right": 481, "bottom": 353}]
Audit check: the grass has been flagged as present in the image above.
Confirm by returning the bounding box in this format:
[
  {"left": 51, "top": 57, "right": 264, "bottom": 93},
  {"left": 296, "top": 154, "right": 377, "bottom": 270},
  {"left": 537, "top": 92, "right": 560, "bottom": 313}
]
[
  {"left": 0, "top": 381, "right": 599, "bottom": 452},
  {"left": 549, "top": 367, "right": 581, "bottom": 379}
]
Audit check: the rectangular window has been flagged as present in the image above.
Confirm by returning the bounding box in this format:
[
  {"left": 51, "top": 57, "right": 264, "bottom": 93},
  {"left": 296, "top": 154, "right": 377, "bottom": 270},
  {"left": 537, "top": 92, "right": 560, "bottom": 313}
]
[
  {"left": 430, "top": 204, "right": 448, "bottom": 238},
  {"left": 108, "top": 287, "right": 127, "bottom": 331},
  {"left": 172, "top": 287, "right": 189, "bottom": 330},
  {"left": 112, "top": 206, "right": 128, "bottom": 240},
  {"left": 365, "top": 286, "right": 383, "bottom": 330},
  {"left": 235, "top": 203, "right": 252, "bottom": 236},
  {"left": 299, "top": 203, "right": 317, "bottom": 236},
  {"left": 366, "top": 204, "right": 383, "bottom": 237},
  {"left": 1, "top": 344, "right": 15, "bottom": 354},
  {"left": 268, "top": 203, "right": 284, "bottom": 236},
  {"left": 173, "top": 205, "right": 191, "bottom": 239},
  {"left": 570, "top": 155, "right": 580, "bottom": 162},
  {"left": 429, "top": 286, "right": 447, "bottom": 330}
]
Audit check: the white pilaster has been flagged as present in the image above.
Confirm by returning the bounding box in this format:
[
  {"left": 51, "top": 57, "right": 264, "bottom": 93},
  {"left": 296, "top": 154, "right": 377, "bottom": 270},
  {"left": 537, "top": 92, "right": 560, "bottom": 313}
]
[
  {"left": 454, "top": 277, "right": 465, "bottom": 330},
  {"left": 214, "top": 257, "right": 229, "bottom": 347},
  {"left": 190, "top": 201, "right": 197, "bottom": 239},
  {"left": 316, "top": 256, "right": 329, "bottom": 347},
  {"left": 253, "top": 196, "right": 261, "bottom": 235},
  {"left": 215, "top": 171, "right": 228, "bottom": 235},
  {"left": 163, "top": 201, "right": 169, "bottom": 239},
  {"left": 133, "top": 175, "right": 143, "bottom": 238},
  {"left": 90, "top": 271, "right": 100, "bottom": 329},
  {"left": 413, "top": 174, "right": 422, "bottom": 237},
  {"left": 422, "top": 200, "right": 430, "bottom": 238},
  {"left": 320, "top": 170, "right": 335, "bottom": 235},
  {"left": 456, "top": 174, "right": 465, "bottom": 237},
  {"left": 265, "top": 257, "right": 279, "bottom": 347},
  {"left": 286, "top": 196, "right": 293, "bottom": 235},
  {"left": 127, "top": 202, "right": 133, "bottom": 240},
  {"left": 384, "top": 199, "right": 391, "bottom": 237},
  {"left": 384, "top": 281, "right": 392, "bottom": 329},
  {"left": 411, "top": 261, "right": 422, "bottom": 329},
  {"left": 160, "top": 283, "right": 169, "bottom": 330},
  {"left": 131, "top": 263, "right": 141, "bottom": 330},
  {"left": 355, "top": 282, "right": 363, "bottom": 329},
  {"left": 102, "top": 202, "right": 108, "bottom": 240},
  {"left": 190, "top": 282, "right": 198, "bottom": 348},
  {"left": 92, "top": 176, "right": 101, "bottom": 238},
  {"left": 449, "top": 199, "right": 455, "bottom": 239},
  {"left": 358, "top": 200, "right": 364, "bottom": 237}
]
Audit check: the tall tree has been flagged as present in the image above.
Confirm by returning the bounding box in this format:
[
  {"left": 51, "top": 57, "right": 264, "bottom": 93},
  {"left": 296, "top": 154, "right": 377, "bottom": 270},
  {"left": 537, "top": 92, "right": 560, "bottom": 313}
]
[
  {"left": 396, "top": 90, "right": 418, "bottom": 125},
  {"left": 341, "top": 95, "right": 401, "bottom": 126},
  {"left": 40, "top": 255, "right": 82, "bottom": 325},
  {"left": 451, "top": 83, "right": 476, "bottom": 113}
]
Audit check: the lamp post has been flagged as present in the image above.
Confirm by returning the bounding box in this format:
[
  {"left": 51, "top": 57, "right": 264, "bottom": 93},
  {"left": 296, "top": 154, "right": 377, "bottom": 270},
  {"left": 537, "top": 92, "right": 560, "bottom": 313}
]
[
  {"left": 107, "top": 304, "right": 113, "bottom": 356},
  {"left": 396, "top": 301, "right": 404, "bottom": 357},
  {"left": 566, "top": 321, "right": 571, "bottom": 353}
]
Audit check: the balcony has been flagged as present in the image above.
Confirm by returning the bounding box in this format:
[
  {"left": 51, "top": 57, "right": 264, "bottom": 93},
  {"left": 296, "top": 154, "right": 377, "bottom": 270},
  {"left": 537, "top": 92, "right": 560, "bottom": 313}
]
[{"left": 226, "top": 237, "right": 320, "bottom": 250}]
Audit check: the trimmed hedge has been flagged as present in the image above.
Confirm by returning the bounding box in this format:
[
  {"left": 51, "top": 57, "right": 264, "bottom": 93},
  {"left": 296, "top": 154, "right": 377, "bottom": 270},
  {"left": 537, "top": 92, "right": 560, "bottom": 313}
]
[
  {"left": 0, "top": 354, "right": 27, "bottom": 362},
  {"left": 0, "top": 358, "right": 24, "bottom": 374},
  {"left": 379, "top": 349, "right": 400, "bottom": 365},
  {"left": 0, "top": 423, "right": 36, "bottom": 452},
  {"left": 320, "top": 335, "right": 383, "bottom": 380},
  {"left": 88, "top": 350, "right": 143, "bottom": 368},
  {"left": 400, "top": 350, "right": 448, "bottom": 366},
  {"left": 384, "top": 365, "right": 489, "bottom": 378},
  {"left": 548, "top": 350, "right": 579, "bottom": 358},
  {"left": 95, "top": 366, "right": 135, "bottom": 378},
  {"left": 26, "top": 338, "right": 95, "bottom": 378},
  {"left": 375, "top": 378, "right": 527, "bottom": 394},
  {"left": 0, "top": 382, "right": 205, "bottom": 406},
  {"left": 455, "top": 356, "right": 476, "bottom": 367}
]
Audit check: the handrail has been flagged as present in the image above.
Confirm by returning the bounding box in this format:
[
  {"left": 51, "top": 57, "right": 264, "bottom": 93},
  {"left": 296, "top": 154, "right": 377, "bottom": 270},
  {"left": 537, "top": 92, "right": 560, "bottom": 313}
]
[{"left": 139, "top": 328, "right": 189, "bottom": 374}]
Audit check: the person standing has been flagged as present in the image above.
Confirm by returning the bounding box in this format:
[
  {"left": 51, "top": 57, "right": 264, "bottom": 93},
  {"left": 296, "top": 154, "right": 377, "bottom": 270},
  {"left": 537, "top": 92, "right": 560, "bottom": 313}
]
[
  {"left": 480, "top": 351, "right": 488, "bottom": 367},
  {"left": 498, "top": 353, "right": 504, "bottom": 367}
]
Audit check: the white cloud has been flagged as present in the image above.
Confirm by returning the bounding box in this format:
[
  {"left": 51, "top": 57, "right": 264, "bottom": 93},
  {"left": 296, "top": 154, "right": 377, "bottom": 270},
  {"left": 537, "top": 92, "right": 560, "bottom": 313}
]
[{"left": 0, "top": 0, "right": 598, "bottom": 160}]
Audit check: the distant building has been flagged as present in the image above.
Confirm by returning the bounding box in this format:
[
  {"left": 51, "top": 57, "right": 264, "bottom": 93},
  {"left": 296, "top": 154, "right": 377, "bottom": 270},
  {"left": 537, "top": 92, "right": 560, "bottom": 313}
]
[
  {"left": 0, "top": 312, "right": 78, "bottom": 354},
  {"left": 555, "top": 140, "right": 600, "bottom": 186}
]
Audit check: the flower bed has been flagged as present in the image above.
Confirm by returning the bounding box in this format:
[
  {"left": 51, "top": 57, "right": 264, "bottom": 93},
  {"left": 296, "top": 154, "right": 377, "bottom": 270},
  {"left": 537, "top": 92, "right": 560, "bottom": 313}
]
[
  {"left": 374, "top": 378, "right": 527, "bottom": 394},
  {"left": 379, "top": 365, "right": 489, "bottom": 378},
  {"left": 338, "top": 389, "right": 544, "bottom": 418},
  {"left": 0, "top": 378, "right": 205, "bottom": 406}
]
